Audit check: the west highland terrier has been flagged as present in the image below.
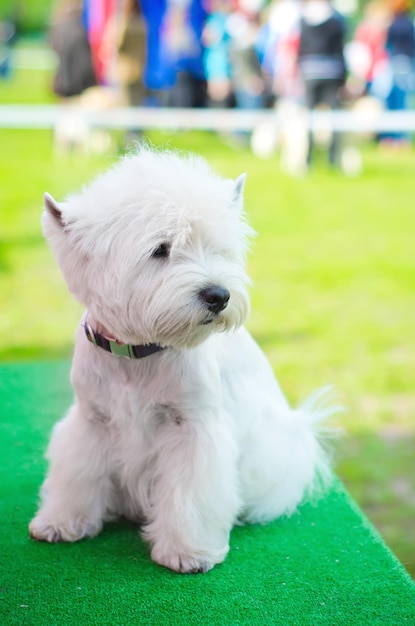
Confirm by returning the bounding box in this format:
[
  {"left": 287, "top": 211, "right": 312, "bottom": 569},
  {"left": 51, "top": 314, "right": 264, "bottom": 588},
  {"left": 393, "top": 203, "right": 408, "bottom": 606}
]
[{"left": 29, "top": 145, "right": 336, "bottom": 573}]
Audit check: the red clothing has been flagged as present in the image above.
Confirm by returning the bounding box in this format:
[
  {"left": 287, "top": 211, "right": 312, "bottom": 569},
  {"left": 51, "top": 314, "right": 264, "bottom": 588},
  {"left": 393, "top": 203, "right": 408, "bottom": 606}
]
[{"left": 354, "top": 19, "right": 388, "bottom": 83}]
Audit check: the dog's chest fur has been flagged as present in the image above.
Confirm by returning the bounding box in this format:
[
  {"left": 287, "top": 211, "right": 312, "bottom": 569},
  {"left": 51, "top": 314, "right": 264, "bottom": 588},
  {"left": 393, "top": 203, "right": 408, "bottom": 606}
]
[{"left": 70, "top": 332, "right": 225, "bottom": 518}]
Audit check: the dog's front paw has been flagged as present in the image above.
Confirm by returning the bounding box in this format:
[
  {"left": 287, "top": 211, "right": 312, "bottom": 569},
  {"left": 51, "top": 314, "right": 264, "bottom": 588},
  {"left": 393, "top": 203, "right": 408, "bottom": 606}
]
[
  {"left": 29, "top": 514, "right": 102, "bottom": 543},
  {"left": 151, "top": 543, "right": 228, "bottom": 574}
]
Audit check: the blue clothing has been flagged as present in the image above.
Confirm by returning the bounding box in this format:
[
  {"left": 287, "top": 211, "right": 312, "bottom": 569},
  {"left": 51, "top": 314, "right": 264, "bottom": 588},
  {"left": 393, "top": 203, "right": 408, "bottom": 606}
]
[
  {"left": 140, "top": 0, "right": 169, "bottom": 90},
  {"left": 203, "top": 12, "right": 231, "bottom": 81},
  {"left": 384, "top": 11, "right": 415, "bottom": 139},
  {"left": 141, "top": 0, "right": 206, "bottom": 90},
  {"left": 386, "top": 12, "right": 415, "bottom": 58}
]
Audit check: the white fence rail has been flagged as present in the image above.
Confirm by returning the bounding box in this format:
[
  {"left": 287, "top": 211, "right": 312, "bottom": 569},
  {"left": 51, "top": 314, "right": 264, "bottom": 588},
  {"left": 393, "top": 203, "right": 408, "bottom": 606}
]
[{"left": 0, "top": 105, "right": 415, "bottom": 133}]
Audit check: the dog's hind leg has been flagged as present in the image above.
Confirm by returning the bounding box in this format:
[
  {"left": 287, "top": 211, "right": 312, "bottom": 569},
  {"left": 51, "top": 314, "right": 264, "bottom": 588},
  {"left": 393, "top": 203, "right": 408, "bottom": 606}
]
[{"left": 29, "top": 403, "right": 115, "bottom": 543}]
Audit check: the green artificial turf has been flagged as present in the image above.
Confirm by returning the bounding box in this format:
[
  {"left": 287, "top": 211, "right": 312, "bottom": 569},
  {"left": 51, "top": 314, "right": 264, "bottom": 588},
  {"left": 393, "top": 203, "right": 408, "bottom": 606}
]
[{"left": 1, "top": 360, "right": 414, "bottom": 625}]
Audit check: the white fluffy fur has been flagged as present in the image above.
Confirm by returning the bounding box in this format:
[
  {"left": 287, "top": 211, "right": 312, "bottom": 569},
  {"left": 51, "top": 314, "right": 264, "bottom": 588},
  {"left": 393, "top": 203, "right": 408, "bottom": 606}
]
[{"left": 29, "top": 145, "right": 337, "bottom": 573}]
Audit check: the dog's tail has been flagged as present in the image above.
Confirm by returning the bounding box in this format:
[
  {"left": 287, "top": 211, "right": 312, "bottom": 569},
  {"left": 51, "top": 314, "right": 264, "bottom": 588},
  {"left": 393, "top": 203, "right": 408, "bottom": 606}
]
[
  {"left": 295, "top": 385, "right": 344, "bottom": 502},
  {"left": 239, "top": 386, "right": 343, "bottom": 525}
]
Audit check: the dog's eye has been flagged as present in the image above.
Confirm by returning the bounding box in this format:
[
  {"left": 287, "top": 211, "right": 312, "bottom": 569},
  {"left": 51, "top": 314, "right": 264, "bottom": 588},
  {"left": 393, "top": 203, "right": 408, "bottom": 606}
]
[{"left": 152, "top": 243, "right": 170, "bottom": 259}]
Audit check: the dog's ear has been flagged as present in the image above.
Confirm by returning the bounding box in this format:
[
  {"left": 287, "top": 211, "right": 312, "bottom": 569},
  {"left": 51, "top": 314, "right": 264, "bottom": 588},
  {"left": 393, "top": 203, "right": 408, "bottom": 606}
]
[
  {"left": 44, "top": 192, "right": 64, "bottom": 227},
  {"left": 233, "top": 174, "right": 246, "bottom": 210}
]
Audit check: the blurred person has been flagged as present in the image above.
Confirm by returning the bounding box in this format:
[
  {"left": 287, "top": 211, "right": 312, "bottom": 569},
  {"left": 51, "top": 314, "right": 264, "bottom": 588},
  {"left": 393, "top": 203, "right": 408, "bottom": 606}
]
[
  {"left": 260, "top": 0, "right": 302, "bottom": 102},
  {"left": 51, "top": 1, "right": 127, "bottom": 154},
  {"left": 139, "top": 0, "right": 168, "bottom": 100},
  {"left": 343, "top": 1, "right": 391, "bottom": 152},
  {"left": 82, "top": 0, "right": 115, "bottom": 85},
  {"left": 159, "top": 0, "right": 208, "bottom": 107},
  {"left": 381, "top": 0, "right": 415, "bottom": 146},
  {"left": 250, "top": 0, "right": 307, "bottom": 169},
  {"left": 227, "top": 2, "right": 267, "bottom": 110},
  {"left": 93, "top": 0, "right": 147, "bottom": 147},
  {"left": 352, "top": 0, "right": 391, "bottom": 94},
  {"left": 297, "top": 0, "right": 347, "bottom": 168},
  {"left": 140, "top": 0, "right": 207, "bottom": 107},
  {"left": 49, "top": 0, "right": 97, "bottom": 98},
  {"left": 106, "top": 0, "right": 147, "bottom": 107},
  {"left": 220, "top": 3, "right": 268, "bottom": 148},
  {"left": 202, "top": 0, "right": 234, "bottom": 108},
  {"left": 0, "top": 18, "right": 16, "bottom": 79}
]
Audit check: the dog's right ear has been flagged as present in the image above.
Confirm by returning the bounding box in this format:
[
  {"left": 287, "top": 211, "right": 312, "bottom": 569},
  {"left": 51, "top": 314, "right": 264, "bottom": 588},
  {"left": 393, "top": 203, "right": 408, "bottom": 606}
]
[
  {"left": 44, "top": 192, "right": 64, "bottom": 227},
  {"left": 233, "top": 174, "right": 246, "bottom": 212}
]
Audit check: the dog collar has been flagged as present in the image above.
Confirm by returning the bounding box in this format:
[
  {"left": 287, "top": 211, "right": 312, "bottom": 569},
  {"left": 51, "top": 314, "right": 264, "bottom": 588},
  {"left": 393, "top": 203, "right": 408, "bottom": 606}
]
[{"left": 83, "top": 321, "right": 165, "bottom": 359}]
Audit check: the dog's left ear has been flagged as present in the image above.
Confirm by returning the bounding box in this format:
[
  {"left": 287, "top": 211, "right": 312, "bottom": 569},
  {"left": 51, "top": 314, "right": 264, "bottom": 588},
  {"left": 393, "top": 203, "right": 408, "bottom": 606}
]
[
  {"left": 44, "top": 192, "right": 65, "bottom": 227},
  {"left": 233, "top": 174, "right": 246, "bottom": 211}
]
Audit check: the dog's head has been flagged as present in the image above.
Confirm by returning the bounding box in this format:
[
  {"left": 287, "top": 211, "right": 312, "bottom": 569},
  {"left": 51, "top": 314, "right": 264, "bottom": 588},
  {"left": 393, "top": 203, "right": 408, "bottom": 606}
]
[{"left": 42, "top": 146, "right": 253, "bottom": 349}]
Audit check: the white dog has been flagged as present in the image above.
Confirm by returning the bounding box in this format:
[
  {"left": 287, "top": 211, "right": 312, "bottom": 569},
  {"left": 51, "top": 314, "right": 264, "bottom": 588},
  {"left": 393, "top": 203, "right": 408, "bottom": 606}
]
[{"left": 29, "top": 145, "right": 336, "bottom": 573}]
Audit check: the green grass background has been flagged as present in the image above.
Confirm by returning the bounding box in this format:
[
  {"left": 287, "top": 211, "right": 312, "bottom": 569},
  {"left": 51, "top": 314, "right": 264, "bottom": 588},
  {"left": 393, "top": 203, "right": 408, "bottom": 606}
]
[{"left": 1, "top": 53, "right": 414, "bottom": 578}]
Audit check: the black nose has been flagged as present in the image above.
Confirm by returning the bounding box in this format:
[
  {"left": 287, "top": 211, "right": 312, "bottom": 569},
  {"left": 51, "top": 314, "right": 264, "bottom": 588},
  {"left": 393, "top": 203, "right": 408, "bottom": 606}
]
[{"left": 199, "top": 286, "right": 230, "bottom": 314}]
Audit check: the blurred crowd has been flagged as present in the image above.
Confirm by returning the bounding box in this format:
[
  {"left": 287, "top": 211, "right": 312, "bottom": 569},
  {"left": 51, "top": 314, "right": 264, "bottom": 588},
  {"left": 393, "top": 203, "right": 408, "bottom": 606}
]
[
  {"left": 6, "top": 0, "right": 412, "bottom": 166},
  {"left": 47, "top": 2, "right": 415, "bottom": 106}
]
